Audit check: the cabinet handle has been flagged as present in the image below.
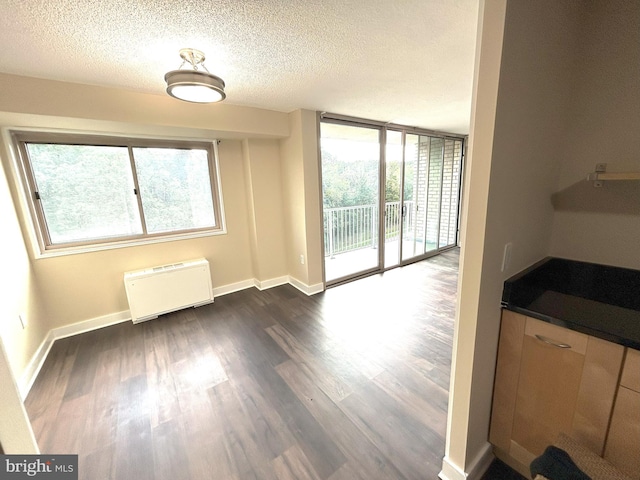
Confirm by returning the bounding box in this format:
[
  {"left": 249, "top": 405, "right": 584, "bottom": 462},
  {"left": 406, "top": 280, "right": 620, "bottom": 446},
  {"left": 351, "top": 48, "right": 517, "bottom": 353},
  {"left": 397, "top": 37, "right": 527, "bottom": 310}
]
[{"left": 535, "top": 334, "right": 571, "bottom": 349}]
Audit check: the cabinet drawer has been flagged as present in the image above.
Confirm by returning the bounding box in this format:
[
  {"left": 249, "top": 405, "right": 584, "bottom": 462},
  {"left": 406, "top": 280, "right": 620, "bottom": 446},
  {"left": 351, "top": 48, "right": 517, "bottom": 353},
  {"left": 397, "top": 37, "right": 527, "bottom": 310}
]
[{"left": 524, "top": 317, "right": 588, "bottom": 355}]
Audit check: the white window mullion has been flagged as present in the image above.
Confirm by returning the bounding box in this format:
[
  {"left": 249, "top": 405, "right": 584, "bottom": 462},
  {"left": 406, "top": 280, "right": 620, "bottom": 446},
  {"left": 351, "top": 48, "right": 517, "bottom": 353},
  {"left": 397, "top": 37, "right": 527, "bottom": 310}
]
[{"left": 128, "top": 145, "right": 148, "bottom": 235}]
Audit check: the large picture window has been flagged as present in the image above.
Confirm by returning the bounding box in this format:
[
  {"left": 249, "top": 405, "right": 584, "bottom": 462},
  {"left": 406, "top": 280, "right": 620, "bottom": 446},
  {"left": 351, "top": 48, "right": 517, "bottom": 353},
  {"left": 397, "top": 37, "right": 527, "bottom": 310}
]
[{"left": 12, "top": 131, "right": 224, "bottom": 254}]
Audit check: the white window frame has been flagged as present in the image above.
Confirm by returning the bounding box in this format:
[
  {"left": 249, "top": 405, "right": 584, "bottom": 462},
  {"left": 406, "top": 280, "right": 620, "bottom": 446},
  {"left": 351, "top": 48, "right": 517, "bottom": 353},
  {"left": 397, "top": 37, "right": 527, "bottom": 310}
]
[{"left": 9, "top": 129, "right": 226, "bottom": 258}]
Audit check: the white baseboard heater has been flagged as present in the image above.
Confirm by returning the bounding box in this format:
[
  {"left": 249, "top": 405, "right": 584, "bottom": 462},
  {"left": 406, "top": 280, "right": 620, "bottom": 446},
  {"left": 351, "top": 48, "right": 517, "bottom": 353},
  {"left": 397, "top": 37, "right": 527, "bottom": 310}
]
[{"left": 124, "top": 258, "right": 214, "bottom": 324}]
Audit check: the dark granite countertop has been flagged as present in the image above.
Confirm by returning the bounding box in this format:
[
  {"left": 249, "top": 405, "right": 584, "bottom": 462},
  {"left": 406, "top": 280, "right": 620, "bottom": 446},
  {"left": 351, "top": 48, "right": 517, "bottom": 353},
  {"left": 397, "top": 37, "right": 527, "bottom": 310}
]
[{"left": 502, "top": 257, "right": 640, "bottom": 350}]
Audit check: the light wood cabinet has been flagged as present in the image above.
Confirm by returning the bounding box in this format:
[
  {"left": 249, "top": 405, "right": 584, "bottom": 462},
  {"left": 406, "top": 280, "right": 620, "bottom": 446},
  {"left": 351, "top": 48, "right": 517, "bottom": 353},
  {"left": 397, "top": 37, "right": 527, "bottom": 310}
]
[
  {"left": 490, "top": 310, "right": 625, "bottom": 476},
  {"left": 604, "top": 348, "right": 640, "bottom": 478}
]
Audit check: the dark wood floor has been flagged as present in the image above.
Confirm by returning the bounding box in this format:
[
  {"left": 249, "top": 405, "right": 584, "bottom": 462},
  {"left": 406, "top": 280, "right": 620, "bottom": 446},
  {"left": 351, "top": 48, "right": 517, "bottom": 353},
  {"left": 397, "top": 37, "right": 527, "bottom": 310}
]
[{"left": 26, "top": 249, "right": 460, "bottom": 480}]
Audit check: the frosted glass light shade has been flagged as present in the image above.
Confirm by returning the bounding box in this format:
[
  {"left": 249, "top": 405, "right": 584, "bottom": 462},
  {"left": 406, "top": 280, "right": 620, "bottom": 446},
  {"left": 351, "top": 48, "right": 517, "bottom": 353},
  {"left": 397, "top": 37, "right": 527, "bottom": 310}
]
[{"left": 165, "top": 70, "right": 226, "bottom": 103}]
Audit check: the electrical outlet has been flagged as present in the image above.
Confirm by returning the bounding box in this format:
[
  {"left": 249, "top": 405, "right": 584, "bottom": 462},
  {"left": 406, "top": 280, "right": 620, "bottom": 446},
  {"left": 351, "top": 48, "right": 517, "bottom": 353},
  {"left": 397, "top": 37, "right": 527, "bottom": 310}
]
[
  {"left": 501, "top": 243, "right": 512, "bottom": 272},
  {"left": 300, "top": 254, "right": 305, "bottom": 265}
]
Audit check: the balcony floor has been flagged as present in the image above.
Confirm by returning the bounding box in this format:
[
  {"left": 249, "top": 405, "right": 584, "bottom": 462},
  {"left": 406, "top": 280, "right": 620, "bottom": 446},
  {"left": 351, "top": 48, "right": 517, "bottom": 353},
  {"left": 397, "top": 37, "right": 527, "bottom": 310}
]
[{"left": 325, "top": 238, "right": 440, "bottom": 282}]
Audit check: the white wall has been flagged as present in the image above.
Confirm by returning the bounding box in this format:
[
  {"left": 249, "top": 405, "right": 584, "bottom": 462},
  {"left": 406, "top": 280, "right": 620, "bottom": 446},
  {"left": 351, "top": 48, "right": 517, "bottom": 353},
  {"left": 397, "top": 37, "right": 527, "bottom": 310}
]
[
  {"left": 0, "top": 337, "right": 38, "bottom": 453},
  {"left": 0, "top": 133, "right": 43, "bottom": 453},
  {"left": 0, "top": 74, "right": 289, "bottom": 139},
  {"left": 279, "top": 110, "right": 323, "bottom": 292},
  {"left": 0, "top": 133, "right": 48, "bottom": 384},
  {"left": 441, "top": 4, "right": 508, "bottom": 476},
  {"left": 241, "top": 138, "right": 289, "bottom": 283},
  {"left": 550, "top": 0, "right": 640, "bottom": 269},
  {"left": 443, "top": 0, "right": 583, "bottom": 477}
]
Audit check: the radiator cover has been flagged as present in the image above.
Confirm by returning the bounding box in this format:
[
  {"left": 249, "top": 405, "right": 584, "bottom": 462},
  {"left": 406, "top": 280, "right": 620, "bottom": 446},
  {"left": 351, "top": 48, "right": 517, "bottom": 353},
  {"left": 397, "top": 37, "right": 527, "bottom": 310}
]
[{"left": 124, "top": 258, "right": 213, "bottom": 324}]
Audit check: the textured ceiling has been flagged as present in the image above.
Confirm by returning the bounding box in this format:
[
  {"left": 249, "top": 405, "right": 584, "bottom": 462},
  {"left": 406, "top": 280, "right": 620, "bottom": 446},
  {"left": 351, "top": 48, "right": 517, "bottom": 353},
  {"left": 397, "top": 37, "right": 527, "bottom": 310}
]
[{"left": 0, "top": 0, "right": 478, "bottom": 134}]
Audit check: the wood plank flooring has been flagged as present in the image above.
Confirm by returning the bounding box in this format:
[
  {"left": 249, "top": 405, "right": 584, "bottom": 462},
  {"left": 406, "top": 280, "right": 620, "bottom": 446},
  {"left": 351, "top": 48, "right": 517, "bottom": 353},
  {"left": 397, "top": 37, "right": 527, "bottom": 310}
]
[{"left": 25, "top": 249, "right": 459, "bottom": 480}]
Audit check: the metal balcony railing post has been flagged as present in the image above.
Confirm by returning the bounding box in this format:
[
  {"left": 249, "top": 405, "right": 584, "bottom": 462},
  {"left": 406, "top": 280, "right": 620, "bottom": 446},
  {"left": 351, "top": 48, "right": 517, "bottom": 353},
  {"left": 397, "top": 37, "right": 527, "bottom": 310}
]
[
  {"left": 328, "top": 212, "right": 335, "bottom": 259},
  {"left": 371, "top": 205, "right": 376, "bottom": 248}
]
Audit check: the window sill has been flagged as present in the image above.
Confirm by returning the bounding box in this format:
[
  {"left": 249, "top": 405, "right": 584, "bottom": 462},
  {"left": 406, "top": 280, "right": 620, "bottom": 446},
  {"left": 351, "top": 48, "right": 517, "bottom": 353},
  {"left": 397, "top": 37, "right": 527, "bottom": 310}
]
[{"left": 34, "top": 228, "right": 227, "bottom": 259}]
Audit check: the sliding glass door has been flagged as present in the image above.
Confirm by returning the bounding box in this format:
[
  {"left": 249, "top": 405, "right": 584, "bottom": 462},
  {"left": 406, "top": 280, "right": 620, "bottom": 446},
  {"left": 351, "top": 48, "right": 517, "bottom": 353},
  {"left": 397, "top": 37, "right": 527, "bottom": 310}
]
[
  {"left": 398, "top": 135, "right": 462, "bottom": 264},
  {"left": 321, "top": 116, "right": 464, "bottom": 284},
  {"left": 439, "top": 139, "right": 463, "bottom": 249},
  {"left": 383, "top": 130, "right": 403, "bottom": 268},
  {"left": 321, "top": 122, "right": 381, "bottom": 284}
]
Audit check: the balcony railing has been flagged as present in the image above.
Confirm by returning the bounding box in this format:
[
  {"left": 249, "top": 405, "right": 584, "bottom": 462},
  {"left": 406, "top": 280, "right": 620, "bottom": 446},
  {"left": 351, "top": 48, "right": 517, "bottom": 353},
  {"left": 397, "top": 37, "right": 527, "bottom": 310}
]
[{"left": 323, "top": 201, "right": 414, "bottom": 258}]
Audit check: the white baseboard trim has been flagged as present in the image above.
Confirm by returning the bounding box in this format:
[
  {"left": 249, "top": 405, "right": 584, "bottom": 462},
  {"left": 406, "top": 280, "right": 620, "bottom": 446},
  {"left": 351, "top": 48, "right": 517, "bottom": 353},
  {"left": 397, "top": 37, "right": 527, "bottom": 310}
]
[
  {"left": 439, "top": 443, "right": 494, "bottom": 480},
  {"left": 18, "top": 330, "right": 54, "bottom": 400},
  {"left": 253, "top": 276, "right": 289, "bottom": 291},
  {"left": 51, "top": 310, "right": 131, "bottom": 341},
  {"left": 19, "top": 276, "right": 324, "bottom": 399},
  {"left": 440, "top": 456, "right": 467, "bottom": 480},
  {"left": 288, "top": 276, "right": 324, "bottom": 296},
  {"left": 212, "top": 279, "right": 254, "bottom": 297},
  {"left": 467, "top": 442, "right": 494, "bottom": 479}
]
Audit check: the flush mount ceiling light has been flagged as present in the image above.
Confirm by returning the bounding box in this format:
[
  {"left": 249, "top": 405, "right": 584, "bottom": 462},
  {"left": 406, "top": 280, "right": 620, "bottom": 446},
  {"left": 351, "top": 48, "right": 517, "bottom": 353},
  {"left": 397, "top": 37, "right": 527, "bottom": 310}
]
[{"left": 165, "top": 48, "right": 226, "bottom": 103}]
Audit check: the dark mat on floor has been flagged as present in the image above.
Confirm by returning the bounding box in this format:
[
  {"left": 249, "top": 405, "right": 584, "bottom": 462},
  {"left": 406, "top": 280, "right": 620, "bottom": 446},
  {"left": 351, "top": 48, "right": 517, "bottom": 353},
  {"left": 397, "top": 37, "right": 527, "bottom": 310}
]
[{"left": 481, "top": 459, "right": 528, "bottom": 480}]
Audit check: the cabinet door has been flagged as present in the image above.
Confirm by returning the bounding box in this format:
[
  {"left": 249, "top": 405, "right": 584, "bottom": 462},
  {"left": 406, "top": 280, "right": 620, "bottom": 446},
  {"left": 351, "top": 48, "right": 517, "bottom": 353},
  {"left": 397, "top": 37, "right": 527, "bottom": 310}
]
[
  {"left": 490, "top": 313, "right": 624, "bottom": 473},
  {"left": 571, "top": 334, "right": 626, "bottom": 455},
  {"left": 604, "top": 349, "right": 640, "bottom": 479},
  {"left": 489, "top": 310, "right": 526, "bottom": 453},
  {"left": 620, "top": 347, "right": 640, "bottom": 392},
  {"left": 510, "top": 318, "right": 588, "bottom": 467}
]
